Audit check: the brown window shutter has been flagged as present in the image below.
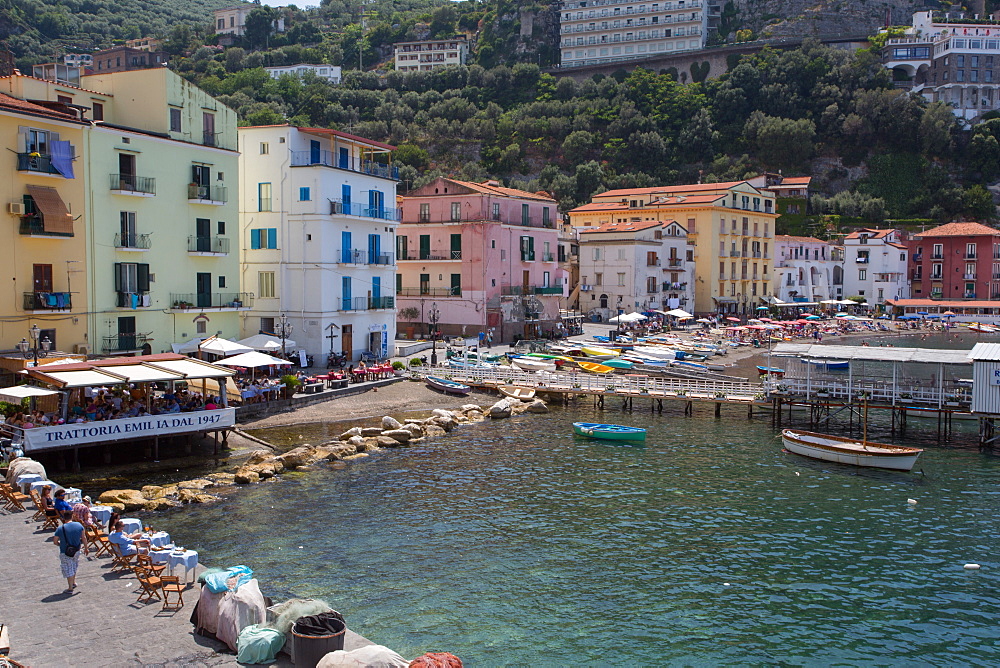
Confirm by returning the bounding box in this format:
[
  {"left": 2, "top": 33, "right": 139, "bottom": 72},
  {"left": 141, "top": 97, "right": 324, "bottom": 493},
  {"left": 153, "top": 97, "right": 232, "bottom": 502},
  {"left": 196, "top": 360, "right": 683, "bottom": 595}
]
[{"left": 25, "top": 185, "right": 74, "bottom": 235}]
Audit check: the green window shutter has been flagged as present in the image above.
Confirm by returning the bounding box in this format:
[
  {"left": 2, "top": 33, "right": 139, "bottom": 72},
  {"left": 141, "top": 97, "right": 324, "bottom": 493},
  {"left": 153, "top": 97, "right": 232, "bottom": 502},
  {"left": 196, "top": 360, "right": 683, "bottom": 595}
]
[{"left": 114, "top": 263, "right": 123, "bottom": 291}]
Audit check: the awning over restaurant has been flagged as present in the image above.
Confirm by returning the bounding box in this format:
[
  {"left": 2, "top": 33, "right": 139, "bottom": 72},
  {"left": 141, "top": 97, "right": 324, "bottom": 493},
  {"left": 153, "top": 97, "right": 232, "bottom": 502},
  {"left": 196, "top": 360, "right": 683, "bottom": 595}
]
[{"left": 26, "top": 184, "right": 74, "bottom": 235}]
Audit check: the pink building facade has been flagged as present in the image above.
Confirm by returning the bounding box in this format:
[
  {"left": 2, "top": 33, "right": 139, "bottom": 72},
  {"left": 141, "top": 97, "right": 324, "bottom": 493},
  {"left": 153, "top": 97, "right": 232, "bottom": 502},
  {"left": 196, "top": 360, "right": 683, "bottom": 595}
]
[{"left": 396, "top": 178, "right": 567, "bottom": 342}]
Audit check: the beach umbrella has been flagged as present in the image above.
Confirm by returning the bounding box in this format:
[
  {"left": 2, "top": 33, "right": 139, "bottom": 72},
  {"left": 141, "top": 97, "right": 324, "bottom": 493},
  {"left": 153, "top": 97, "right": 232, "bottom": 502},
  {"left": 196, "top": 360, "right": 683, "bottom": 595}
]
[
  {"left": 198, "top": 336, "right": 253, "bottom": 357},
  {"left": 172, "top": 337, "right": 207, "bottom": 354},
  {"left": 798, "top": 312, "right": 814, "bottom": 316},
  {"left": 0, "top": 385, "right": 60, "bottom": 402},
  {"left": 726, "top": 317, "right": 741, "bottom": 322},
  {"left": 216, "top": 351, "right": 293, "bottom": 368},
  {"left": 238, "top": 333, "right": 296, "bottom": 351},
  {"left": 943, "top": 311, "right": 956, "bottom": 317},
  {"left": 917, "top": 311, "right": 929, "bottom": 315},
  {"left": 835, "top": 312, "right": 849, "bottom": 317},
  {"left": 665, "top": 308, "right": 693, "bottom": 319},
  {"left": 756, "top": 306, "right": 769, "bottom": 310},
  {"left": 806, "top": 315, "right": 821, "bottom": 320},
  {"left": 820, "top": 299, "right": 839, "bottom": 304},
  {"left": 696, "top": 318, "right": 712, "bottom": 323}
]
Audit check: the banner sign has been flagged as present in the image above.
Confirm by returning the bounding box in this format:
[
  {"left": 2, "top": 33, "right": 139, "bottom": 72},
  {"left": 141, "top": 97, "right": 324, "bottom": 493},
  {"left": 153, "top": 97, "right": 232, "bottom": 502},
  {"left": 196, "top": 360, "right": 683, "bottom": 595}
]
[{"left": 23, "top": 408, "right": 236, "bottom": 452}]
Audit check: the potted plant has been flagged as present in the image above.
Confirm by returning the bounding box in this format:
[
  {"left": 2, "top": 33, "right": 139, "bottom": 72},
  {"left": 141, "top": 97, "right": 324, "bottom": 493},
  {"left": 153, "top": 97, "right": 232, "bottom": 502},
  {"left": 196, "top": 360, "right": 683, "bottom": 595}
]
[
  {"left": 409, "top": 357, "right": 423, "bottom": 368},
  {"left": 280, "top": 374, "right": 301, "bottom": 398},
  {"left": 392, "top": 360, "right": 406, "bottom": 376}
]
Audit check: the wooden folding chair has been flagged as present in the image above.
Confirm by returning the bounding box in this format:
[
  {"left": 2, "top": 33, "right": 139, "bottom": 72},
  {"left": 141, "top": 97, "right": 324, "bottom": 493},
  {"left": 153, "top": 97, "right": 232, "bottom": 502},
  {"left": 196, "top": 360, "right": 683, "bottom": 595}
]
[
  {"left": 160, "top": 575, "right": 185, "bottom": 611},
  {"left": 28, "top": 490, "right": 47, "bottom": 521},
  {"left": 135, "top": 553, "right": 166, "bottom": 578},
  {"left": 109, "top": 541, "right": 136, "bottom": 572},
  {"left": 87, "top": 527, "right": 113, "bottom": 558},
  {"left": 1, "top": 484, "right": 30, "bottom": 512},
  {"left": 40, "top": 507, "right": 61, "bottom": 531},
  {"left": 132, "top": 566, "right": 162, "bottom": 603}
]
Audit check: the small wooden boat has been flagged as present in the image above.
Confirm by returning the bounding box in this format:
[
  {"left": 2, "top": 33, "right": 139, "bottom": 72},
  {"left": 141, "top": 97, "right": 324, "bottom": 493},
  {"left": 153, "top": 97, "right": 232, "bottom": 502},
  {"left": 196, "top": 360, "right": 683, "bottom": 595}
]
[
  {"left": 577, "top": 360, "right": 615, "bottom": 374},
  {"left": 426, "top": 376, "right": 471, "bottom": 395},
  {"left": 581, "top": 346, "right": 620, "bottom": 360},
  {"left": 573, "top": 422, "right": 647, "bottom": 441},
  {"left": 757, "top": 365, "right": 785, "bottom": 377},
  {"left": 602, "top": 357, "right": 635, "bottom": 369},
  {"left": 511, "top": 357, "right": 557, "bottom": 372},
  {"left": 781, "top": 429, "right": 923, "bottom": 471},
  {"left": 499, "top": 385, "right": 536, "bottom": 401},
  {"left": 804, "top": 359, "right": 849, "bottom": 370}
]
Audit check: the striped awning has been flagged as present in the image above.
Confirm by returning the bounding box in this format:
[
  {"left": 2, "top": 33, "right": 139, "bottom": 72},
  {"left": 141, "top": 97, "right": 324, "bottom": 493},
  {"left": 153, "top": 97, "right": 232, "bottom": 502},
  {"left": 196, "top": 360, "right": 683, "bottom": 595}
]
[{"left": 26, "top": 184, "right": 74, "bottom": 235}]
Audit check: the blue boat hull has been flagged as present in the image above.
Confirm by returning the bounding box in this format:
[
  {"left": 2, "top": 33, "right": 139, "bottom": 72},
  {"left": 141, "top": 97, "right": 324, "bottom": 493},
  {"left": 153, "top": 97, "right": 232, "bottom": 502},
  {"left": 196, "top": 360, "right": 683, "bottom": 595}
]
[
  {"left": 572, "top": 422, "right": 647, "bottom": 441},
  {"left": 426, "top": 376, "right": 471, "bottom": 395}
]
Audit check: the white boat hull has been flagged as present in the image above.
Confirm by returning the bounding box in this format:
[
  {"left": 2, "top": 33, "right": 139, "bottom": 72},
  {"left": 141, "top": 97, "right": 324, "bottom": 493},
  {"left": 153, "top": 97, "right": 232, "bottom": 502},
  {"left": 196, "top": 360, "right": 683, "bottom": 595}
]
[
  {"left": 511, "top": 358, "right": 557, "bottom": 372},
  {"left": 781, "top": 429, "right": 922, "bottom": 472},
  {"left": 904, "top": 408, "right": 977, "bottom": 421}
]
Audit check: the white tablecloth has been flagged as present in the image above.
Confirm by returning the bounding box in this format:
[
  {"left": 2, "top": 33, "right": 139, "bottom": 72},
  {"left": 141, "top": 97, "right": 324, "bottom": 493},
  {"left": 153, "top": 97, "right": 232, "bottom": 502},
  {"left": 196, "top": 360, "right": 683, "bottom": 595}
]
[
  {"left": 28, "top": 479, "right": 57, "bottom": 495},
  {"left": 168, "top": 549, "right": 199, "bottom": 582},
  {"left": 16, "top": 473, "right": 42, "bottom": 494},
  {"left": 146, "top": 531, "right": 171, "bottom": 548},
  {"left": 121, "top": 518, "right": 142, "bottom": 533},
  {"left": 149, "top": 546, "right": 175, "bottom": 565},
  {"left": 62, "top": 487, "right": 82, "bottom": 504},
  {"left": 89, "top": 505, "right": 112, "bottom": 524}
]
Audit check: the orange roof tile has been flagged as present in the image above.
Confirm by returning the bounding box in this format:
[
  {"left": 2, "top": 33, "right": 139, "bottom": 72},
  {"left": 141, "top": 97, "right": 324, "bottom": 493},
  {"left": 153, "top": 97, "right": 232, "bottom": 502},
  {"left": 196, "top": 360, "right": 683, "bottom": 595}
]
[
  {"left": 0, "top": 92, "right": 84, "bottom": 122},
  {"left": 594, "top": 181, "right": 749, "bottom": 199},
  {"left": 769, "top": 176, "right": 811, "bottom": 186},
  {"left": 913, "top": 222, "right": 1000, "bottom": 237},
  {"left": 844, "top": 228, "right": 896, "bottom": 239},
  {"left": 447, "top": 179, "right": 556, "bottom": 202}
]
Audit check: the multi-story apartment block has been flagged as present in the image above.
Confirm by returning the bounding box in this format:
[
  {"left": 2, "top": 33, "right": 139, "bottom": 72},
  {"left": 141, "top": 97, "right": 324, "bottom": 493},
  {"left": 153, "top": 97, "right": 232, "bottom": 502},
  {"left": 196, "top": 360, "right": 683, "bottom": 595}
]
[
  {"left": 883, "top": 10, "right": 1000, "bottom": 122},
  {"left": 772, "top": 235, "right": 844, "bottom": 304},
  {"left": 89, "top": 46, "right": 169, "bottom": 74},
  {"left": 578, "top": 220, "right": 694, "bottom": 320},
  {"left": 125, "top": 37, "right": 164, "bottom": 52},
  {"left": 0, "top": 92, "right": 89, "bottom": 353},
  {"left": 747, "top": 174, "right": 812, "bottom": 216},
  {"left": 239, "top": 125, "right": 399, "bottom": 360},
  {"left": 265, "top": 64, "right": 342, "bottom": 83},
  {"left": 559, "top": 0, "right": 707, "bottom": 68},
  {"left": 568, "top": 181, "right": 778, "bottom": 317},
  {"left": 63, "top": 54, "right": 93, "bottom": 68},
  {"left": 841, "top": 228, "right": 909, "bottom": 305},
  {"left": 908, "top": 222, "right": 1000, "bottom": 301},
  {"left": 393, "top": 38, "right": 469, "bottom": 72},
  {"left": 396, "top": 178, "right": 565, "bottom": 342},
  {"left": 1, "top": 67, "right": 245, "bottom": 355}
]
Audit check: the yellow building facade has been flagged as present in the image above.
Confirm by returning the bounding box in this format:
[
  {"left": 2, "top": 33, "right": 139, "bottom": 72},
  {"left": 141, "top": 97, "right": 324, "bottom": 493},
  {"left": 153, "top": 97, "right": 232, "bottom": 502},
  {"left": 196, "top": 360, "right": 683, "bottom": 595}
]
[
  {"left": 0, "top": 93, "right": 89, "bottom": 353},
  {"left": 567, "top": 181, "right": 779, "bottom": 316}
]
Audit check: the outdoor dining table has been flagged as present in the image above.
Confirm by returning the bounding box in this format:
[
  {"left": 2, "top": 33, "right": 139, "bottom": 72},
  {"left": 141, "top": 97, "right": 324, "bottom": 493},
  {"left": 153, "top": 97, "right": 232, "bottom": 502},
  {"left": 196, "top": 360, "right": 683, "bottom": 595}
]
[
  {"left": 145, "top": 530, "right": 171, "bottom": 548},
  {"left": 121, "top": 517, "right": 142, "bottom": 533},
  {"left": 89, "top": 505, "right": 113, "bottom": 525},
  {"left": 167, "top": 548, "right": 199, "bottom": 583},
  {"left": 16, "top": 473, "right": 42, "bottom": 494},
  {"left": 29, "top": 480, "right": 61, "bottom": 495},
  {"left": 62, "top": 487, "right": 82, "bottom": 504}
]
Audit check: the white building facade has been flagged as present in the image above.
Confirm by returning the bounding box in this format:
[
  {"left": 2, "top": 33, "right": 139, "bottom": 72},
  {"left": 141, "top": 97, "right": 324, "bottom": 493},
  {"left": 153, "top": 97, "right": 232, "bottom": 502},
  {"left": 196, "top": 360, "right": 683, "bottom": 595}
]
[
  {"left": 841, "top": 228, "right": 910, "bottom": 306},
  {"left": 238, "top": 125, "right": 399, "bottom": 361},
  {"left": 772, "top": 235, "right": 844, "bottom": 304},
  {"left": 214, "top": 6, "right": 285, "bottom": 38},
  {"left": 559, "top": 0, "right": 707, "bottom": 68},
  {"left": 578, "top": 221, "right": 695, "bottom": 320},
  {"left": 265, "top": 64, "right": 342, "bottom": 83},
  {"left": 394, "top": 39, "right": 469, "bottom": 72}
]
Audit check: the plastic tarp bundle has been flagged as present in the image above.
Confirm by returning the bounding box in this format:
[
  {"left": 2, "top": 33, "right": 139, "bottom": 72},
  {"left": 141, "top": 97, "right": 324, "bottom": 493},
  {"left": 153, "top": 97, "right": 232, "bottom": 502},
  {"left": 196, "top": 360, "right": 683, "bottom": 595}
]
[
  {"left": 236, "top": 624, "right": 286, "bottom": 665},
  {"left": 268, "top": 599, "right": 335, "bottom": 634},
  {"left": 195, "top": 586, "right": 227, "bottom": 636},
  {"left": 216, "top": 578, "right": 266, "bottom": 651},
  {"left": 5, "top": 458, "right": 46, "bottom": 486},
  {"left": 316, "top": 645, "right": 409, "bottom": 668},
  {"left": 204, "top": 565, "right": 254, "bottom": 593}
]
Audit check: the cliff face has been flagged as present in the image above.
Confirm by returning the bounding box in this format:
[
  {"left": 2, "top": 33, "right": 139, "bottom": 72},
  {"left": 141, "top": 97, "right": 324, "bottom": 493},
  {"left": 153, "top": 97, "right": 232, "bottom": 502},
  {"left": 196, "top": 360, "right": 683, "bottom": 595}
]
[{"left": 729, "top": 0, "right": 934, "bottom": 40}]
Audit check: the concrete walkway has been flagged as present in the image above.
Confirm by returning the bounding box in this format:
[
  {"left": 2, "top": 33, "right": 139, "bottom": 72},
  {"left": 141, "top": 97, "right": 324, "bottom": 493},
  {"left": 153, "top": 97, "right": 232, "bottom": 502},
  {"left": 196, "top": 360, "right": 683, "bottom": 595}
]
[{"left": 0, "top": 508, "right": 369, "bottom": 666}]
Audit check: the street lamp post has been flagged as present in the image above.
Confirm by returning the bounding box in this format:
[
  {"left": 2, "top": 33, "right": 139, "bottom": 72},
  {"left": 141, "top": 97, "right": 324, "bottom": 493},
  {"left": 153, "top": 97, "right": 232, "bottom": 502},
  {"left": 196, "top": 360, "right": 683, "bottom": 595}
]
[
  {"left": 18, "top": 324, "right": 51, "bottom": 367},
  {"left": 276, "top": 314, "right": 293, "bottom": 358},
  {"left": 428, "top": 302, "right": 440, "bottom": 366}
]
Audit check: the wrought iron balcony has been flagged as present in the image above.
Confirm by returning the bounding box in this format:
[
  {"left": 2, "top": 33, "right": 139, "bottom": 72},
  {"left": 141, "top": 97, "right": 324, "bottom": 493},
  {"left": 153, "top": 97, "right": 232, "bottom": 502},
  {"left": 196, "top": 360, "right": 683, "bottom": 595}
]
[
  {"left": 116, "top": 291, "right": 150, "bottom": 308},
  {"left": 187, "top": 184, "right": 228, "bottom": 204},
  {"left": 339, "top": 249, "right": 395, "bottom": 265},
  {"left": 187, "top": 236, "right": 230, "bottom": 254},
  {"left": 329, "top": 199, "right": 401, "bottom": 222},
  {"left": 340, "top": 296, "right": 396, "bottom": 311},
  {"left": 19, "top": 216, "right": 73, "bottom": 237},
  {"left": 114, "top": 233, "right": 151, "bottom": 250},
  {"left": 396, "top": 287, "right": 460, "bottom": 297},
  {"left": 170, "top": 292, "right": 253, "bottom": 310},
  {"left": 110, "top": 173, "right": 156, "bottom": 195},
  {"left": 102, "top": 333, "right": 149, "bottom": 353},
  {"left": 292, "top": 151, "right": 399, "bottom": 180},
  {"left": 16, "top": 152, "right": 62, "bottom": 175}
]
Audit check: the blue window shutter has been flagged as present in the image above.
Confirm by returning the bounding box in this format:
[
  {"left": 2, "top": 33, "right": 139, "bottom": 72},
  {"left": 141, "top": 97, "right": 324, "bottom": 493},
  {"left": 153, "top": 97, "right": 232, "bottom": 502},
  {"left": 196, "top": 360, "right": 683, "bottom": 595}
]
[
  {"left": 250, "top": 229, "right": 260, "bottom": 250},
  {"left": 342, "top": 276, "right": 351, "bottom": 310},
  {"left": 342, "top": 231, "right": 351, "bottom": 263},
  {"left": 267, "top": 228, "right": 277, "bottom": 249},
  {"left": 342, "top": 184, "right": 351, "bottom": 210},
  {"left": 372, "top": 276, "right": 381, "bottom": 299},
  {"left": 299, "top": 187, "right": 310, "bottom": 201}
]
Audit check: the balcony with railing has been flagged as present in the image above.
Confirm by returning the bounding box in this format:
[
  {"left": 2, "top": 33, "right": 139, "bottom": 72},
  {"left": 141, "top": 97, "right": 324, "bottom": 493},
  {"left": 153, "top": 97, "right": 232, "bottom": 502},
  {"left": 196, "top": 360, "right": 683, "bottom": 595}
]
[
  {"left": 500, "top": 285, "right": 562, "bottom": 296},
  {"left": 16, "top": 152, "right": 64, "bottom": 176},
  {"left": 542, "top": 252, "right": 555, "bottom": 262},
  {"left": 203, "top": 132, "right": 217, "bottom": 147},
  {"left": 187, "top": 184, "right": 228, "bottom": 205},
  {"left": 856, "top": 256, "right": 869, "bottom": 263},
  {"left": 330, "top": 199, "right": 401, "bottom": 222},
  {"left": 931, "top": 253, "right": 944, "bottom": 259},
  {"left": 396, "top": 287, "right": 461, "bottom": 297},
  {"left": 19, "top": 216, "right": 73, "bottom": 237},
  {"left": 110, "top": 173, "right": 156, "bottom": 196},
  {"left": 291, "top": 151, "right": 399, "bottom": 181},
  {"left": 965, "top": 252, "right": 978, "bottom": 259},
  {"left": 115, "top": 291, "right": 150, "bottom": 308},
  {"left": 339, "top": 249, "right": 394, "bottom": 265},
  {"left": 647, "top": 258, "right": 661, "bottom": 267},
  {"left": 187, "top": 236, "right": 230, "bottom": 255},
  {"left": 102, "top": 333, "right": 149, "bottom": 354},
  {"left": 23, "top": 291, "right": 71, "bottom": 311},
  {"left": 114, "top": 233, "right": 151, "bottom": 250},
  {"left": 964, "top": 272, "right": 977, "bottom": 279},
  {"left": 169, "top": 292, "right": 253, "bottom": 310},
  {"left": 667, "top": 258, "right": 683, "bottom": 268}
]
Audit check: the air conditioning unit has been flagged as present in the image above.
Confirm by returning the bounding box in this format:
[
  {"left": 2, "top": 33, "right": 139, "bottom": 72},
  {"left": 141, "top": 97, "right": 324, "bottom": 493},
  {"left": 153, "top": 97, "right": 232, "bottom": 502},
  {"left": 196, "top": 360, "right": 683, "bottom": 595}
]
[
  {"left": 74, "top": 344, "right": 90, "bottom": 355},
  {"left": 8, "top": 202, "right": 24, "bottom": 215}
]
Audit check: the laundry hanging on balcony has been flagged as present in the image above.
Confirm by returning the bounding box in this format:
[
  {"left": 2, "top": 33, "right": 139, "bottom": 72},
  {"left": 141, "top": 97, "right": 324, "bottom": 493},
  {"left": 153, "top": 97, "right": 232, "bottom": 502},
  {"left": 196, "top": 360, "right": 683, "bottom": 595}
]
[{"left": 49, "top": 140, "right": 75, "bottom": 178}]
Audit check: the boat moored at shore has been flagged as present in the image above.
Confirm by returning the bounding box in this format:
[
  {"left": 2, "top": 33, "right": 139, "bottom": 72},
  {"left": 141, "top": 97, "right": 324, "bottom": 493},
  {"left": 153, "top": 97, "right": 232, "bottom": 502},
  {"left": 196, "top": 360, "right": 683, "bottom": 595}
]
[{"left": 781, "top": 429, "right": 923, "bottom": 471}]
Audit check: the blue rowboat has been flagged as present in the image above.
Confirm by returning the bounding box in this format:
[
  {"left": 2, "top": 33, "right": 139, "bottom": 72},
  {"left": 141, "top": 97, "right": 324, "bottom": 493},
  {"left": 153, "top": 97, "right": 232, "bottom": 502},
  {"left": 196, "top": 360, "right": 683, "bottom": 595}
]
[
  {"left": 426, "top": 376, "right": 471, "bottom": 395},
  {"left": 757, "top": 365, "right": 785, "bottom": 376},
  {"left": 572, "top": 422, "right": 647, "bottom": 441},
  {"left": 603, "top": 357, "right": 635, "bottom": 369}
]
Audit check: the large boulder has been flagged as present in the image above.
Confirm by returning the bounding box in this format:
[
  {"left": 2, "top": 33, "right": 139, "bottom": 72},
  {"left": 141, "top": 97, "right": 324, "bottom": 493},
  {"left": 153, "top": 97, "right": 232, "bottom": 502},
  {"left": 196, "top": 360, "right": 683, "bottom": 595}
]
[
  {"left": 141, "top": 485, "right": 167, "bottom": 500},
  {"left": 276, "top": 446, "right": 316, "bottom": 469},
  {"left": 431, "top": 416, "right": 456, "bottom": 432},
  {"left": 461, "top": 404, "right": 483, "bottom": 413},
  {"left": 205, "top": 472, "right": 237, "bottom": 486},
  {"left": 245, "top": 450, "right": 273, "bottom": 465},
  {"left": 340, "top": 427, "right": 363, "bottom": 440},
  {"left": 466, "top": 410, "right": 485, "bottom": 422},
  {"left": 510, "top": 401, "right": 531, "bottom": 415},
  {"left": 323, "top": 444, "right": 358, "bottom": 460},
  {"left": 176, "top": 478, "right": 214, "bottom": 490},
  {"left": 402, "top": 422, "right": 424, "bottom": 437},
  {"left": 526, "top": 399, "right": 549, "bottom": 414},
  {"left": 347, "top": 435, "right": 366, "bottom": 448},
  {"left": 423, "top": 424, "right": 447, "bottom": 438},
  {"left": 488, "top": 398, "right": 514, "bottom": 419},
  {"left": 382, "top": 416, "right": 402, "bottom": 430},
  {"left": 98, "top": 489, "right": 147, "bottom": 510},
  {"left": 360, "top": 427, "right": 383, "bottom": 437},
  {"left": 382, "top": 429, "right": 412, "bottom": 443},
  {"left": 376, "top": 436, "right": 402, "bottom": 448},
  {"left": 234, "top": 470, "right": 260, "bottom": 485},
  {"left": 431, "top": 408, "right": 455, "bottom": 419},
  {"left": 142, "top": 497, "right": 179, "bottom": 512}
]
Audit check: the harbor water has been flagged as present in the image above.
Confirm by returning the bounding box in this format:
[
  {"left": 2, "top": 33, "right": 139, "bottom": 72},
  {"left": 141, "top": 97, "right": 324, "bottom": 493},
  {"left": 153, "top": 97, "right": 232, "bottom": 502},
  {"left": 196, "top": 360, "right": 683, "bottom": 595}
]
[{"left": 156, "top": 401, "right": 1000, "bottom": 665}]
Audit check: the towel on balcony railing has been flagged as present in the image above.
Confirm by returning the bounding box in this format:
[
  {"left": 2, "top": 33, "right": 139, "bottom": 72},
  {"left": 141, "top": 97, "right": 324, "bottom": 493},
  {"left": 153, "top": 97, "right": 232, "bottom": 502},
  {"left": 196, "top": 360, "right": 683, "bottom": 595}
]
[{"left": 50, "top": 140, "right": 75, "bottom": 179}]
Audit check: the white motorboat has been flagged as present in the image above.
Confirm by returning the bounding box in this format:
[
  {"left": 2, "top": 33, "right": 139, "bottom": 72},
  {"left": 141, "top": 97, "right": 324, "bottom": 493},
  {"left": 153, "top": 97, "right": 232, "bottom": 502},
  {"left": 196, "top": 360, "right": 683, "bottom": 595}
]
[{"left": 510, "top": 357, "right": 557, "bottom": 372}]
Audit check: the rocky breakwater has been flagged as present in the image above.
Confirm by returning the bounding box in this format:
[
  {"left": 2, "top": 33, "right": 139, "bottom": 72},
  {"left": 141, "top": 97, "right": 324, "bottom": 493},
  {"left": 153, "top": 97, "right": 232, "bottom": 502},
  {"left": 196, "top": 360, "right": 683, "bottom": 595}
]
[{"left": 97, "top": 396, "right": 550, "bottom": 506}]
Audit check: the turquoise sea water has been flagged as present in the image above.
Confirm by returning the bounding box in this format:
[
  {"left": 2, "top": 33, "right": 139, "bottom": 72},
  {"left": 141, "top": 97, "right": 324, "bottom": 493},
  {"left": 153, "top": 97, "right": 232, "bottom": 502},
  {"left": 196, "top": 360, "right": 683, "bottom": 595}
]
[{"left": 156, "top": 400, "right": 1000, "bottom": 666}]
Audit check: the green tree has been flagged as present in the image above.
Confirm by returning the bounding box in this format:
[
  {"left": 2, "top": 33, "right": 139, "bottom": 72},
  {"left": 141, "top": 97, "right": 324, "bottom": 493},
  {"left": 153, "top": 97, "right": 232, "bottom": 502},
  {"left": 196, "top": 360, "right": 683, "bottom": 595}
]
[
  {"left": 964, "top": 185, "right": 996, "bottom": 221},
  {"left": 743, "top": 111, "right": 815, "bottom": 170},
  {"left": 562, "top": 130, "right": 595, "bottom": 165},
  {"left": 245, "top": 7, "right": 280, "bottom": 50}
]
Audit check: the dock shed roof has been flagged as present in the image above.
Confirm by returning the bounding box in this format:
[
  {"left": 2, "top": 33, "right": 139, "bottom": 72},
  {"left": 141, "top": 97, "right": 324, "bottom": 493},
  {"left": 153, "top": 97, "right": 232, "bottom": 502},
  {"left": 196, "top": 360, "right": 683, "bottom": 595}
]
[{"left": 772, "top": 343, "right": 972, "bottom": 365}]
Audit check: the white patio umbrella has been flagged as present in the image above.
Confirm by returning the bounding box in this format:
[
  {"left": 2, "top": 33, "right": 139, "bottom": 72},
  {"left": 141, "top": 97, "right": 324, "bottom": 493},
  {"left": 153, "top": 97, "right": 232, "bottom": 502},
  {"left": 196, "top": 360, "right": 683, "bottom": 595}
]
[
  {"left": 198, "top": 337, "right": 253, "bottom": 357},
  {"left": 665, "top": 308, "right": 694, "bottom": 319},
  {"left": 172, "top": 337, "right": 207, "bottom": 354},
  {"left": 215, "top": 351, "right": 293, "bottom": 368},
  {"left": 238, "top": 334, "right": 295, "bottom": 351},
  {"left": 609, "top": 312, "right": 647, "bottom": 323}
]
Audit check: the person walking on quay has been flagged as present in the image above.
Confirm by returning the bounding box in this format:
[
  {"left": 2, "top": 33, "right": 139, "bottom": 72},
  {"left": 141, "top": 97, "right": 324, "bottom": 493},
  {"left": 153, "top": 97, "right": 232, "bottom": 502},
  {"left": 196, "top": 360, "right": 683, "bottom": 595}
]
[{"left": 53, "top": 511, "right": 88, "bottom": 593}]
